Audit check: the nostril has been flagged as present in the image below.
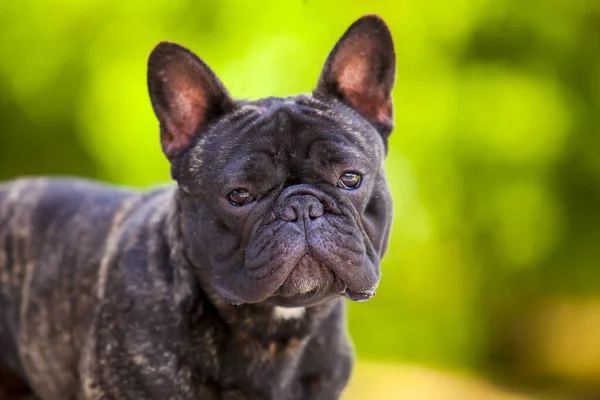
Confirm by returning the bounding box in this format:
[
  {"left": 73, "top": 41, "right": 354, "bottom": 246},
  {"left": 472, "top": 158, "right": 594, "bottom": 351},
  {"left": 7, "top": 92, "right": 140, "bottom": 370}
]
[
  {"left": 281, "top": 205, "right": 298, "bottom": 222},
  {"left": 308, "top": 202, "right": 324, "bottom": 219},
  {"left": 278, "top": 195, "right": 324, "bottom": 222}
]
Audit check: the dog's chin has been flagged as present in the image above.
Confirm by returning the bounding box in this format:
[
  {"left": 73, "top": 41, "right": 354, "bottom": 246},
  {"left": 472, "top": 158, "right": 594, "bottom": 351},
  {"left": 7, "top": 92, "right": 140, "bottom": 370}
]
[
  {"left": 214, "top": 254, "right": 378, "bottom": 307},
  {"left": 266, "top": 255, "right": 346, "bottom": 307},
  {"left": 214, "top": 255, "right": 347, "bottom": 307},
  {"left": 264, "top": 290, "right": 341, "bottom": 307},
  {"left": 265, "top": 255, "right": 346, "bottom": 307}
]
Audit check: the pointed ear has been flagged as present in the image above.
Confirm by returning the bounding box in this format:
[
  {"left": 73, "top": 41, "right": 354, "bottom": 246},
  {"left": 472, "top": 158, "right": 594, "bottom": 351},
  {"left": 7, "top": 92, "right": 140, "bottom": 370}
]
[
  {"left": 314, "top": 15, "right": 396, "bottom": 138},
  {"left": 148, "top": 42, "right": 234, "bottom": 160}
]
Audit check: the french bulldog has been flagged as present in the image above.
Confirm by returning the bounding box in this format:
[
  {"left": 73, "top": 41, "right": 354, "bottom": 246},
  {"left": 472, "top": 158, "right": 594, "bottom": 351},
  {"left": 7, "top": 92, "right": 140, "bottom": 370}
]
[{"left": 0, "top": 14, "right": 395, "bottom": 400}]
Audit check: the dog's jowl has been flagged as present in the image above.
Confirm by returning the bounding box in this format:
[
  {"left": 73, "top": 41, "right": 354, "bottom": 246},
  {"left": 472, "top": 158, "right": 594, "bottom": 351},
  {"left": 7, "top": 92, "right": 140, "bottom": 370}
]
[{"left": 0, "top": 15, "right": 395, "bottom": 400}]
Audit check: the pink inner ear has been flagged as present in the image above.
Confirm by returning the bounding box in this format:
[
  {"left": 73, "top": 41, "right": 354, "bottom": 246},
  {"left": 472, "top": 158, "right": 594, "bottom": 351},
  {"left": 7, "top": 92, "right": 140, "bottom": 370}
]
[
  {"left": 332, "top": 40, "right": 391, "bottom": 126},
  {"left": 161, "top": 74, "right": 208, "bottom": 157},
  {"left": 173, "top": 86, "right": 206, "bottom": 135},
  {"left": 337, "top": 52, "right": 370, "bottom": 95}
]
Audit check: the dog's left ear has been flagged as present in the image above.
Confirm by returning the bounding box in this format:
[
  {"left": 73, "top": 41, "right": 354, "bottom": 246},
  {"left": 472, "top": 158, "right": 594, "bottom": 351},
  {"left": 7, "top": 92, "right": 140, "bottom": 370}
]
[
  {"left": 314, "top": 15, "right": 396, "bottom": 139},
  {"left": 148, "top": 42, "right": 234, "bottom": 160}
]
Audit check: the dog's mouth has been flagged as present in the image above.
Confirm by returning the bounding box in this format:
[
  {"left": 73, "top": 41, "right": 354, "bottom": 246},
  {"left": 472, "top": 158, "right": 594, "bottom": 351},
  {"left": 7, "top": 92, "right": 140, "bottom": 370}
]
[
  {"left": 215, "top": 254, "right": 378, "bottom": 307},
  {"left": 277, "top": 255, "right": 334, "bottom": 296},
  {"left": 263, "top": 254, "right": 375, "bottom": 307},
  {"left": 262, "top": 255, "right": 340, "bottom": 307},
  {"left": 214, "top": 213, "right": 381, "bottom": 307}
]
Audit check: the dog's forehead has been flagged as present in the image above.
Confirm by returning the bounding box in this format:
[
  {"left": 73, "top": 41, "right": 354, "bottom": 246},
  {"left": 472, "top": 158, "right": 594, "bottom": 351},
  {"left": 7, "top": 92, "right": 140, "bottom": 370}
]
[
  {"left": 215, "top": 95, "right": 380, "bottom": 158},
  {"left": 185, "top": 95, "right": 385, "bottom": 187}
]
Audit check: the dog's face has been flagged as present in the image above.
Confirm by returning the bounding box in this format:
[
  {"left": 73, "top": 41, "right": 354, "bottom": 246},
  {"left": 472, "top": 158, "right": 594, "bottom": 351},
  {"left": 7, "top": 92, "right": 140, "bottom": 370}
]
[{"left": 147, "top": 15, "right": 395, "bottom": 307}]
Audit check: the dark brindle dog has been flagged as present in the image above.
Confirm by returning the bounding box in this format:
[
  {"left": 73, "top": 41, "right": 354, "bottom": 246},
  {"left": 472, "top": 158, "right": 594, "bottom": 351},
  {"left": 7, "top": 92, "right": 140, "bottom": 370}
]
[{"left": 0, "top": 15, "right": 395, "bottom": 400}]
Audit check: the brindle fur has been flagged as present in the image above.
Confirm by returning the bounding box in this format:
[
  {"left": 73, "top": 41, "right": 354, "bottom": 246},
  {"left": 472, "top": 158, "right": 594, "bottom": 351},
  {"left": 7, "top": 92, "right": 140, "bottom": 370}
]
[
  {"left": 0, "top": 15, "right": 395, "bottom": 400},
  {"left": 0, "top": 179, "right": 352, "bottom": 399}
]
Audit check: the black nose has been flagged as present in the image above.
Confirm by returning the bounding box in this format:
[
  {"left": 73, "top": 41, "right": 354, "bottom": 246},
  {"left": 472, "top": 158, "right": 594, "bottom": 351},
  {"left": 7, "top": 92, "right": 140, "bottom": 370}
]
[{"left": 280, "top": 195, "right": 324, "bottom": 222}]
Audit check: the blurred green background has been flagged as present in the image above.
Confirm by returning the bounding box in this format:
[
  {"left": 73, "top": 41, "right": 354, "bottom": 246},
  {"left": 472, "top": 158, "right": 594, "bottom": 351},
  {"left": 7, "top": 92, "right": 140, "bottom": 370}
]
[{"left": 1, "top": 0, "right": 599, "bottom": 399}]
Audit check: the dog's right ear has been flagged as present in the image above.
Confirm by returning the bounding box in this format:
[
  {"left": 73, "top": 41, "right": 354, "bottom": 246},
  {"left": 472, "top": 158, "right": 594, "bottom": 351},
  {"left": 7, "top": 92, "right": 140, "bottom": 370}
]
[
  {"left": 314, "top": 15, "right": 396, "bottom": 139},
  {"left": 148, "top": 42, "right": 234, "bottom": 160}
]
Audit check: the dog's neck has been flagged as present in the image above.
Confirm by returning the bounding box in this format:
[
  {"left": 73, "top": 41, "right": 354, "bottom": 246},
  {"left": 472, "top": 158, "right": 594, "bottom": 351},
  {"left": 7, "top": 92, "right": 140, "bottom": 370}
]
[{"left": 159, "top": 187, "right": 338, "bottom": 340}]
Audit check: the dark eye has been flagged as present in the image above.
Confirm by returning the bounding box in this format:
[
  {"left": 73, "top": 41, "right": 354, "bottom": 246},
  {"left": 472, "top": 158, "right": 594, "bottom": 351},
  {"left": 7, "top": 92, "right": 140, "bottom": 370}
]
[
  {"left": 226, "top": 189, "right": 253, "bottom": 206},
  {"left": 337, "top": 172, "right": 362, "bottom": 190}
]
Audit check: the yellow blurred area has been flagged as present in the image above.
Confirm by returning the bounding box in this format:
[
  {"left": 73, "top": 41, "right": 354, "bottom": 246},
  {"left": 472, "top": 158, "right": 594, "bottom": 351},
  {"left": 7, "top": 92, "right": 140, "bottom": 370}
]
[
  {"left": 344, "top": 362, "right": 539, "bottom": 400},
  {"left": 515, "top": 299, "right": 600, "bottom": 382}
]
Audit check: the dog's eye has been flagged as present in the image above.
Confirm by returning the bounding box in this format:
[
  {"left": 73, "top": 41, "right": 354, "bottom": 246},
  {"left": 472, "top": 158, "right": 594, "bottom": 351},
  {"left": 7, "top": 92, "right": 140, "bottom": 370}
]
[
  {"left": 337, "top": 172, "right": 362, "bottom": 190},
  {"left": 226, "top": 189, "right": 253, "bottom": 206}
]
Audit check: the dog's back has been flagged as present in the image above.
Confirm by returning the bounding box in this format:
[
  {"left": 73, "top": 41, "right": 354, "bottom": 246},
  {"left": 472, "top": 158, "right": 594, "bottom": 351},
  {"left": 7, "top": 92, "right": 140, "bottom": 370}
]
[{"left": 0, "top": 178, "right": 135, "bottom": 398}]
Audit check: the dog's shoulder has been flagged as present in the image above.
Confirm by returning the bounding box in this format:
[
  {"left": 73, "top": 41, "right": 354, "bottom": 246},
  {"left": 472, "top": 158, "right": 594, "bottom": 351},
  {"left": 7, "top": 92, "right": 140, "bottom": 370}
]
[
  {"left": 0, "top": 177, "right": 146, "bottom": 294},
  {"left": 0, "top": 177, "right": 136, "bottom": 221}
]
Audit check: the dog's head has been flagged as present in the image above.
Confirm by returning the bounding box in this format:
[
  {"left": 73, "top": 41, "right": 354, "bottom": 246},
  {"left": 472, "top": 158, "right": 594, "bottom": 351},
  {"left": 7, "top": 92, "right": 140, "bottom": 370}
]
[{"left": 147, "top": 15, "right": 395, "bottom": 307}]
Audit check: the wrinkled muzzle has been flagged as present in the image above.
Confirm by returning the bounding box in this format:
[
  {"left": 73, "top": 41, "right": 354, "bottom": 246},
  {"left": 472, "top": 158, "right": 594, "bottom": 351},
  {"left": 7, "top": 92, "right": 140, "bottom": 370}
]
[{"left": 214, "top": 185, "right": 380, "bottom": 306}]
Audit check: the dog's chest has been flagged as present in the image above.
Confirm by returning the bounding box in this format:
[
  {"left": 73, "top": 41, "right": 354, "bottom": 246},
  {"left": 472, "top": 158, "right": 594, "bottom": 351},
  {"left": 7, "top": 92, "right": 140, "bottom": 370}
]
[{"left": 182, "top": 319, "right": 311, "bottom": 399}]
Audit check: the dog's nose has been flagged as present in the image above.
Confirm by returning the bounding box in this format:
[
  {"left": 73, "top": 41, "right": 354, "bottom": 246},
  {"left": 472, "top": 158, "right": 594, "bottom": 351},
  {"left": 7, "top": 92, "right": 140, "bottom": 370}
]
[{"left": 280, "top": 195, "right": 324, "bottom": 222}]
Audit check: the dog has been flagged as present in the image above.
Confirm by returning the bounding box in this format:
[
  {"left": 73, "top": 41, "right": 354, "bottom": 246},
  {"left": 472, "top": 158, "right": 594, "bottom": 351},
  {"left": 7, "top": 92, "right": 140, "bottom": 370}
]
[{"left": 0, "top": 14, "right": 396, "bottom": 400}]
